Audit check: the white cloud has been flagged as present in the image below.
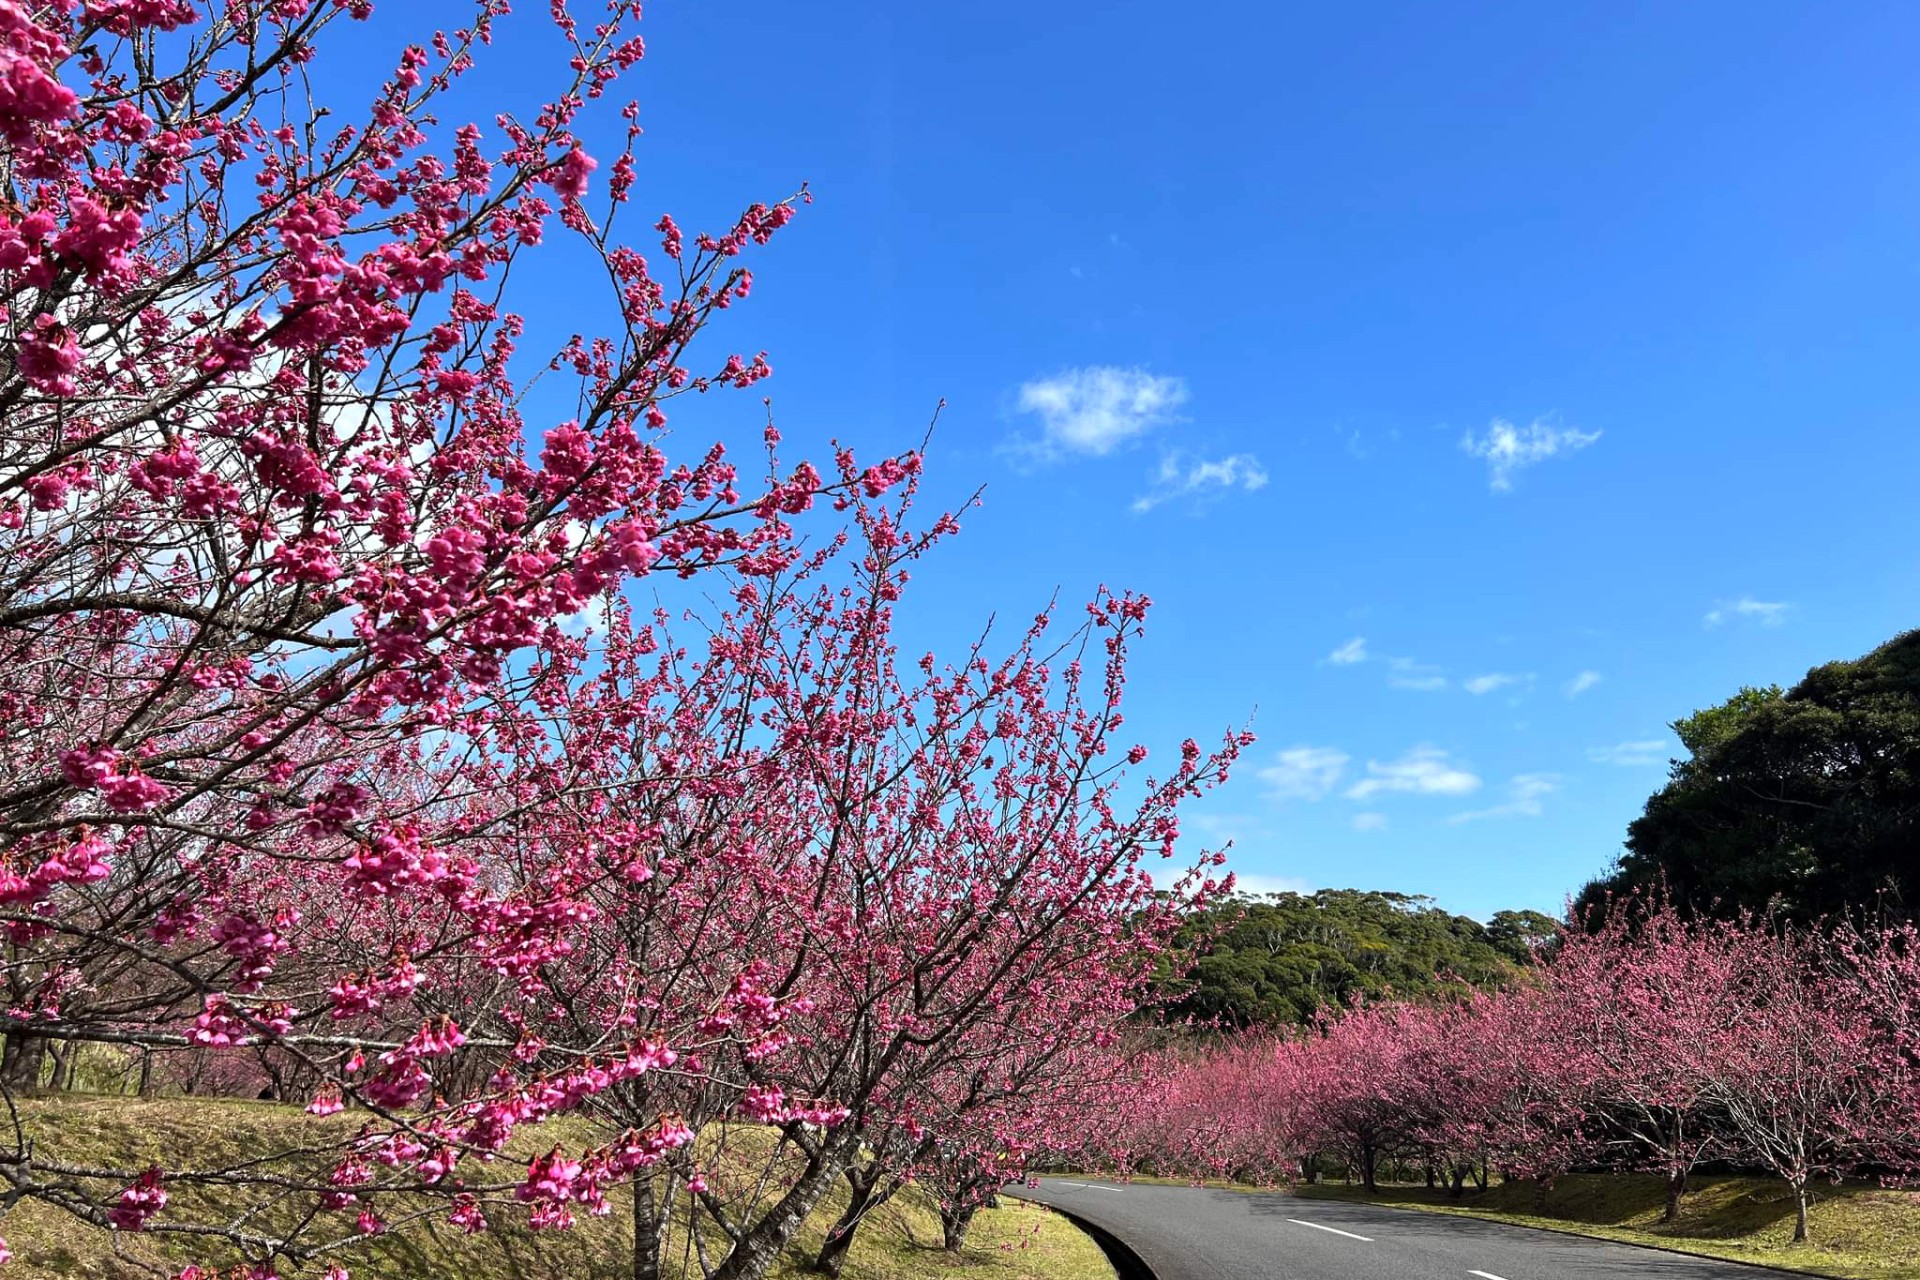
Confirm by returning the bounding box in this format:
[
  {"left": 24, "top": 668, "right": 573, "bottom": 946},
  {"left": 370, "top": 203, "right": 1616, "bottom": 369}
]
[
  {"left": 1450, "top": 773, "right": 1559, "bottom": 823},
  {"left": 1388, "top": 657, "right": 1448, "bottom": 692},
  {"left": 1344, "top": 747, "right": 1481, "bottom": 800},
  {"left": 1705, "top": 597, "right": 1791, "bottom": 627},
  {"left": 1460, "top": 417, "right": 1601, "bottom": 491},
  {"left": 1011, "top": 366, "right": 1187, "bottom": 460},
  {"left": 1464, "top": 672, "right": 1529, "bottom": 696},
  {"left": 1565, "top": 670, "right": 1602, "bottom": 698},
  {"left": 1131, "top": 450, "right": 1268, "bottom": 513},
  {"left": 1326, "top": 636, "right": 1368, "bottom": 666},
  {"left": 1351, "top": 812, "right": 1388, "bottom": 832},
  {"left": 1229, "top": 872, "right": 1315, "bottom": 898},
  {"left": 1259, "top": 746, "right": 1351, "bottom": 802},
  {"left": 1588, "top": 740, "right": 1672, "bottom": 767}
]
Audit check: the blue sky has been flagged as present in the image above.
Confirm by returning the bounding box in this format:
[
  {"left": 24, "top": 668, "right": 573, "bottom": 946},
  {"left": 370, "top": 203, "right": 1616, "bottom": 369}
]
[{"left": 369, "top": 2, "right": 1920, "bottom": 918}]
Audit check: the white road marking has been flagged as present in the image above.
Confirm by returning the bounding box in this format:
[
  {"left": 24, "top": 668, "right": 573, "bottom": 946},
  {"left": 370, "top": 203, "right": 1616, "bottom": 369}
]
[
  {"left": 1286, "top": 1218, "right": 1373, "bottom": 1242},
  {"left": 1053, "top": 1181, "right": 1122, "bottom": 1192},
  {"left": 1469, "top": 1271, "right": 1510, "bottom": 1280}
]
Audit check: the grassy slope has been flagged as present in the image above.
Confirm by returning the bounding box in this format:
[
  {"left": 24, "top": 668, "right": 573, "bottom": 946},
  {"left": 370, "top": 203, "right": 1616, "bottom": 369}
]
[
  {"left": 1293, "top": 1174, "right": 1920, "bottom": 1279},
  {"left": 0, "top": 1098, "right": 1113, "bottom": 1280}
]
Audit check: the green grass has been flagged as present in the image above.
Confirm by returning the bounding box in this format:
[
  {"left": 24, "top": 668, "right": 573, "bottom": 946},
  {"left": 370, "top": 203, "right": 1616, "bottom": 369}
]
[
  {"left": 0, "top": 1097, "right": 1113, "bottom": 1280},
  {"left": 1293, "top": 1173, "right": 1920, "bottom": 1279}
]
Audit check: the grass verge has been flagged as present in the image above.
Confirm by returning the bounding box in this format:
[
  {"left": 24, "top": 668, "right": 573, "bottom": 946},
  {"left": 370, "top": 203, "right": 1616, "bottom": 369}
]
[{"left": 0, "top": 1097, "right": 1113, "bottom": 1280}]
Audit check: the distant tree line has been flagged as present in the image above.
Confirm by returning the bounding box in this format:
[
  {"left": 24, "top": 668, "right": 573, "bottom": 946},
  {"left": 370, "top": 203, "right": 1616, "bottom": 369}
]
[{"left": 1156, "top": 889, "right": 1558, "bottom": 1027}]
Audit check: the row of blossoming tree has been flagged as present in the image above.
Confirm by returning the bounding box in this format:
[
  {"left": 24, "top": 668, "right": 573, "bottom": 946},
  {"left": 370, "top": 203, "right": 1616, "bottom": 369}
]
[
  {"left": 1105, "top": 902, "right": 1920, "bottom": 1244},
  {"left": 0, "top": 2, "right": 1247, "bottom": 1276}
]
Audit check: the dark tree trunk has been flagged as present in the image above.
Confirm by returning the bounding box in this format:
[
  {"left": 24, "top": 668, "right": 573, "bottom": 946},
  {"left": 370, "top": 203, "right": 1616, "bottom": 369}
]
[
  {"left": 1449, "top": 1165, "right": 1468, "bottom": 1198},
  {"left": 941, "top": 1203, "right": 978, "bottom": 1252},
  {"left": 709, "top": 1128, "right": 862, "bottom": 1280},
  {"left": 46, "top": 1042, "right": 71, "bottom": 1092},
  {"left": 1664, "top": 1169, "right": 1687, "bottom": 1223},
  {"left": 812, "top": 1167, "right": 886, "bottom": 1278},
  {"left": 0, "top": 1034, "right": 46, "bottom": 1093},
  {"left": 1791, "top": 1179, "right": 1809, "bottom": 1243},
  {"left": 1424, "top": 1164, "right": 1436, "bottom": 1189},
  {"left": 1360, "top": 1144, "right": 1378, "bottom": 1194},
  {"left": 1299, "top": 1155, "right": 1318, "bottom": 1185},
  {"left": 631, "top": 1172, "right": 669, "bottom": 1280}
]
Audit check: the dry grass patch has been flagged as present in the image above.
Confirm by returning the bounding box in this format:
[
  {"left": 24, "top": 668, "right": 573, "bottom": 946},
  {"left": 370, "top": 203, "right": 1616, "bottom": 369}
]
[{"left": 0, "top": 1097, "right": 1111, "bottom": 1280}]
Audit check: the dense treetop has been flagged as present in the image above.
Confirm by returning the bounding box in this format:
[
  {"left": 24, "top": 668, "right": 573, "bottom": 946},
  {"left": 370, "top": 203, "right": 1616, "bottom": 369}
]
[
  {"left": 1579, "top": 629, "right": 1920, "bottom": 923},
  {"left": 1157, "top": 889, "right": 1553, "bottom": 1027}
]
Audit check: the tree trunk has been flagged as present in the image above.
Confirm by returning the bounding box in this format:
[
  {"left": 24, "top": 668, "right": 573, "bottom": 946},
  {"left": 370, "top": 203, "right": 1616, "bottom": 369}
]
[
  {"left": 46, "top": 1042, "right": 71, "bottom": 1092},
  {"left": 1449, "top": 1165, "right": 1468, "bottom": 1199},
  {"left": 0, "top": 1034, "right": 46, "bottom": 1094},
  {"left": 941, "top": 1203, "right": 978, "bottom": 1252},
  {"left": 709, "top": 1128, "right": 861, "bottom": 1280},
  {"left": 1360, "top": 1144, "right": 1377, "bottom": 1194},
  {"left": 812, "top": 1167, "right": 885, "bottom": 1278},
  {"left": 137, "top": 1049, "right": 154, "bottom": 1097},
  {"left": 1424, "top": 1164, "right": 1436, "bottom": 1189},
  {"left": 1299, "top": 1155, "right": 1318, "bottom": 1185},
  {"left": 1791, "top": 1180, "right": 1809, "bottom": 1243},
  {"left": 1664, "top": 1169, "right": 1687, "bottom": 1224},
  {"left": 631, "top": 1172, "right": 669, "bottom": 1280}
]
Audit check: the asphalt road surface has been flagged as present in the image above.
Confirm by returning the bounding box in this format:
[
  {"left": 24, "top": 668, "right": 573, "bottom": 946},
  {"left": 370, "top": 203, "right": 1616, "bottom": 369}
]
[{"left": 1011, "top": 1178, "right": 1802, "bottom": 1280}]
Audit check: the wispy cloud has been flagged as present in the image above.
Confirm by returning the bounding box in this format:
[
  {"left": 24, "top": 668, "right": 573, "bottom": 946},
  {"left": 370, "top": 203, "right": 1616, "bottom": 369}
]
[
  {"left": 1326, "top": 636, "right": 1368, "bottom": 666},
  {"left": 1345, "top": 747, "right": 1481, "bottom": 800},
  {"left": 1464, "top": 672, "right": 1530, "bottom": 696},
  {"left": 1460, "top": 417, "right": 1601, "bottom": 491},
  {"left": 1588, "top": 740, "right": 1672, "bottom": 767},
  {"left": 1564, "top": 670, "right": 1602, "bottom": 698},
  {"left": 1009, "top": 366, "right": 1186, "bottom": 461},
  {"left": 1705, "top": 597, "right": 1791, "bottom": 627},
  {"left": 1450, "top": 773, "right": 1559, "bottom": 823},
  {"left": 1351, "top": 812, "right": 1388, "bottom": 832},
  {"left": 1131, "top": 451, "right": 1268, "bottom": 513},
  {"left": 1259, "top": 746, "right": 1351, "bottom": 802},
  {"left": 1388, "top": 657, "right": 1448, "bottom": 692}
]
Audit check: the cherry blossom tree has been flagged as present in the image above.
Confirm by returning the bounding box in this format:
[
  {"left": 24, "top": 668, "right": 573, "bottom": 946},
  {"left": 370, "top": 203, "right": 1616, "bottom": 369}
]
[
  {"left": 0, "top": 0, "right": 920, "bottom": 1272},
  {"left": 1534, "top": 903, "right": 1744, "bottom": 1220},
  {"left": 1693, "top": 921, "right": 1890, "bottom": 1243},
  {"left": 1105, "top": 902, "right": 1917, "bottom": 1242},
  {"left": 1833, "top": 920, "right": 1920, "bottom": 1166},
  {"left": 526, "top": 488, "right": 1246, "bottom": 1280}
]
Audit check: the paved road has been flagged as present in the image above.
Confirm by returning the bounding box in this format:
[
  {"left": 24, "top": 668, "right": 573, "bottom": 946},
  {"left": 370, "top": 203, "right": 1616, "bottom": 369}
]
[{"left": 1010, "top": 1178, "right": 1801, "bottom": 1280}]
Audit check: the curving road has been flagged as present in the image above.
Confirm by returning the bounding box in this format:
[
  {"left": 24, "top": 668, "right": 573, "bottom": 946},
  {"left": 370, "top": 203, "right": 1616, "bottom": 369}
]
[{"left": 1010, "top": 1178, "right": 1801, "bottom": 1280}]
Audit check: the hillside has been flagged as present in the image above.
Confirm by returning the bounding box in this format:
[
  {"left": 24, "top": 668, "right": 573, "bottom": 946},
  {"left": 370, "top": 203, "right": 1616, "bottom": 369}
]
[
  {"left": 0, "top": 1098, "right": 1113, "bottom": 1280},
  {"left": 1157, "top": 889, "right": 1555, "bottom": 1026}
]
